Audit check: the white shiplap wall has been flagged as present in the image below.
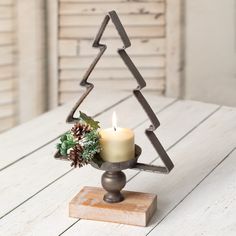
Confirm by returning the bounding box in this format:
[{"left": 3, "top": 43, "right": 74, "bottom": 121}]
[
  {"left": 0, "top": 0, "right": 16, "bottom": 132},
  {"left": 58, "top": 0, "right": 167, "bottom": 104},
  {"left": 0, "top": 0, "right": 182, "bottom": 131}
]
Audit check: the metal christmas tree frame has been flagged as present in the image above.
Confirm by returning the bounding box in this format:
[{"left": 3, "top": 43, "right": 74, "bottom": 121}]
[{"left": 55, "top": 10, "right": 174, "bottom": 226}]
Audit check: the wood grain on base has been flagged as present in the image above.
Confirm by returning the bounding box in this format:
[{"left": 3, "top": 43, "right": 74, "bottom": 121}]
[{"left": 69, "top": 186, "right": 157, "bottom": 227}]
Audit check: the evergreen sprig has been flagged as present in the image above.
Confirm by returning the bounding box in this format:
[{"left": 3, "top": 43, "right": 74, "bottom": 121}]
[
  {"left": 56, "top": 132, "right": 77, "bottom": 156},
  {"left": 81, "top": 130, "right": 101, "bottom": 162},
  {"left": 56, "top": 111, "right": 103, "bottom": 167}
]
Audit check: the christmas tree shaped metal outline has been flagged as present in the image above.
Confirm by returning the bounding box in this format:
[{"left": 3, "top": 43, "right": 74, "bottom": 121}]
[{"left": 66, "top": 11, "right": 174, "bottom": 174}]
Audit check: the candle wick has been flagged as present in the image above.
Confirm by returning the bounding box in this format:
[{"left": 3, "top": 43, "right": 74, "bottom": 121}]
[{"left": 114, "top": 127, "right": 116, "bottom": 131}]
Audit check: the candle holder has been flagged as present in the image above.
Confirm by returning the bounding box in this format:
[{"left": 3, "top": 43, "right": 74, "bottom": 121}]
[
  {"left": 54, "top": 11, "right": 174, "bottom": 226},
  {"left": 91, "top": 145, "right": 142, "bottom": 203}
]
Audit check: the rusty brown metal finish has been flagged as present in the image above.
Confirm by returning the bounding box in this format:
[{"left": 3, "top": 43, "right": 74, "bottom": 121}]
[{"left": 65, "top": 10, "right": 174, "bottom": 174}]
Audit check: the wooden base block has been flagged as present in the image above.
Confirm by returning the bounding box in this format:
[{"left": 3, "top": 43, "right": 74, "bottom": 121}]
[{"left": 69, "top": 186, "right": 157, "bottom": 227}]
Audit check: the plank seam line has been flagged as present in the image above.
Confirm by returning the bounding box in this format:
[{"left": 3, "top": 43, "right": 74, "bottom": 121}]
[
  {"left": 59, "top": 77, "right": 165, "bottom": 81},
  {"left": 59, "top": 105, "right": 221, "bottom": 235},
  {"left": 0, "top": 169, "right": 73, "bottom": 220},
  {"left": 59, "top": 13, "right": 165, "bottom": 17},
  {"left": 58, "top": 1, "right": 160, "bottom": 2},
  {"left": 59, "top": 66, "right": 166, "bottom": 69},
  {"left": 58, "top": 219, "right": 80, "bottom": 236},
  {"left": 59, "top": 12, "right": 165, "bottom": 16},
  {"left": 146, "top": 146, "right": 236, "bottom": 235},
  {"left": 128, "top": 106, "right": 222, "bottom": 183},
  {"left": 60, "top": 36, "right": 166, "bottom": 40},
  {"left": 0, "top": 94, "right": 132, "bottom": 172},
  {"left": 0, "top": 96, "right": 174, "bottom": 221},
  {"left": 60, "top": 55, "right": 165, "bottom": 59},
  {"left": 133, "top": 98, "right": 177, "bottom": 130}
]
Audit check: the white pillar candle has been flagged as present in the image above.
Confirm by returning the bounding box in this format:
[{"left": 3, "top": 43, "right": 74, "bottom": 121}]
[{"left": 99, "top": 112, "right": 135, "bottom": 163}]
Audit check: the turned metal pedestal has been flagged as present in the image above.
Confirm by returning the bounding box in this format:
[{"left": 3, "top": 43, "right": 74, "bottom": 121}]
[
  {"left": 91, "top": 144, "right": 142, "bottom": 203},
  {"left": 102, "top": 170, "right": 126, "bottom": 203}
]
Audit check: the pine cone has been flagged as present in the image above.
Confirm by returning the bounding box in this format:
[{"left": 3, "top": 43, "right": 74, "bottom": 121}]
[
  {"left": 71, "top": 123, "right": 91, "bottom": 140},
  {"left": 69, "top": 144, "right": 87, "bottom": 168}
]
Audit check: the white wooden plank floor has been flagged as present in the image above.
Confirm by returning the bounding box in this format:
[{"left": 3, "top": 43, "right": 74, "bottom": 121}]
[
  {"left": 149, "top": 148, "right": 236, "bottom": 236},
  {"left": 0, "top": 89, "right": 130, "bottom": 170},
  {"left": 0, "top": 91, "right": 235, "bottom": 236}
]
